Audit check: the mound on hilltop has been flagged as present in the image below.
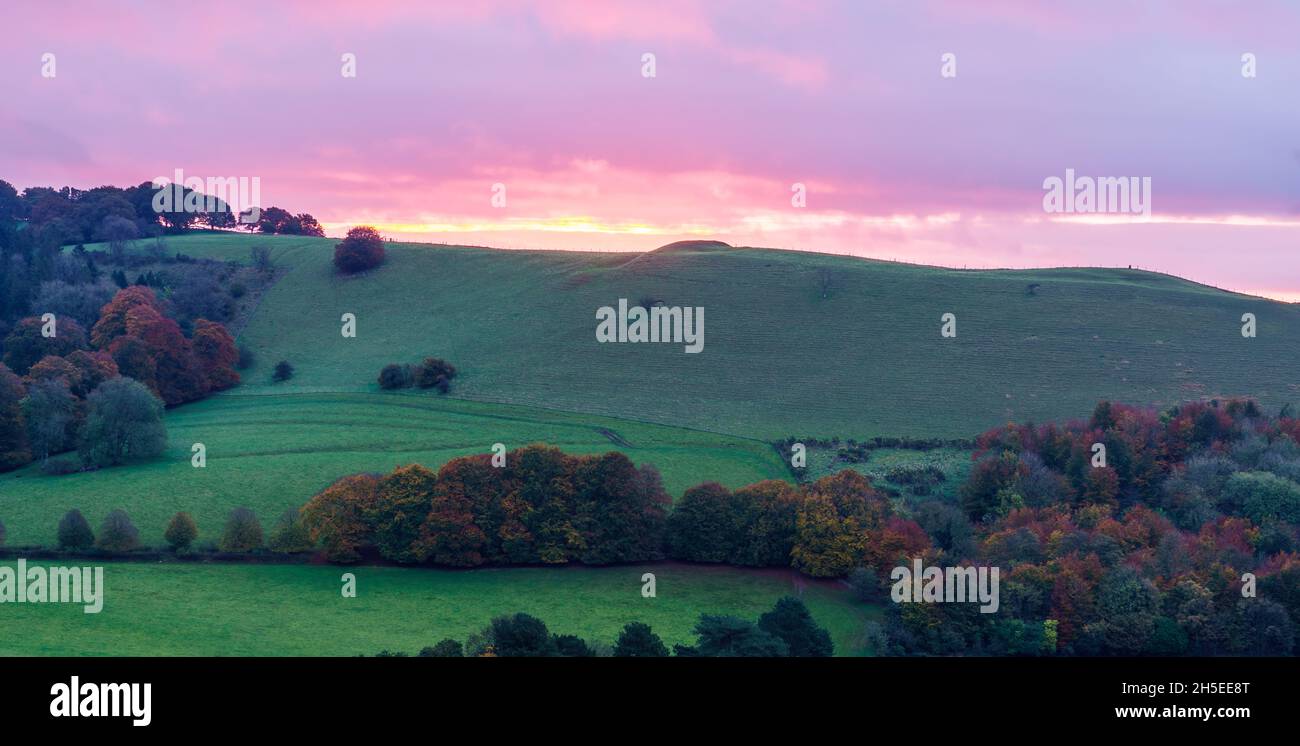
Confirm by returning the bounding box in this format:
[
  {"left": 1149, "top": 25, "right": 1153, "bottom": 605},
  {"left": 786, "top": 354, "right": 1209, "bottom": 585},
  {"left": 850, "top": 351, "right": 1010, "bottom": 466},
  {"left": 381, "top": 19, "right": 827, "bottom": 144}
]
[{"left": 651, "top": 240, "right": 733, "bottom": 253}]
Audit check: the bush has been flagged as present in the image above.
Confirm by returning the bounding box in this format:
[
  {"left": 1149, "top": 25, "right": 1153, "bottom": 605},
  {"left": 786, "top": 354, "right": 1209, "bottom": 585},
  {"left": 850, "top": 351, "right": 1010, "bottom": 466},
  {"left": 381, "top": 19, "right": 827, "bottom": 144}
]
[
  {"left": 419, "top": 639, "right": 464, "bottom": 657},
  {"left": 272, "top": 360, "right": 294, "bottom": 382},
  {"left": 165, "top": 512, "right": 198, "bottom": 551},
  {"left": 236, "top": 344, "right": 255, "bottom": 370},
  {"left": 220, "top": 507, "right": 264, "bottom": 552},
  {"left": 333, "top": 226, "right": 386, "bottom": 274},
  {"left": 0, "top": 518, "right": 6, "bottom": 546},
  {"left": 415, "top": 358, "right": 457, "bottom": 392},
  {"left": 377, "top": 363, "right": 411, "bottom": 390},
  {"left": 41, "top": 455, "right": 82, "bottom": 476},
  {"left": 96, "top": 509, "right": 140, "bottom": 552},
  {"left": 268, "top": 509, "right": 313, "bottom": 553},
  {"left": 57, "top": 509, "right": 95, "bottom": 550}
]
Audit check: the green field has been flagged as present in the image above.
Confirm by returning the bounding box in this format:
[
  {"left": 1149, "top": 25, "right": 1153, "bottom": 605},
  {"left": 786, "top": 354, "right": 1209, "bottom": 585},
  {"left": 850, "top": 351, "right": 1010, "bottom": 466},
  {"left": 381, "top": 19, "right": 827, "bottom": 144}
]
[
  {"left": 0, "top": 393, "right": 784, "bottom": 547},
  {"left": 131, "top": 233, "right": 1300, "bottom": 440},
  {"left": 0, "top": 562, "right": 878, "bottom": 657}
]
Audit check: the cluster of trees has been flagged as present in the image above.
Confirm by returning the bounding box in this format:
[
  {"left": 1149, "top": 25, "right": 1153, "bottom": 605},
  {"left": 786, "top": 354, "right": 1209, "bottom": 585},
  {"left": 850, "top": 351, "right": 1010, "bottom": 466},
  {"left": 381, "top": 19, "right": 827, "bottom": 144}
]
[
  {"left": 37, "top": 505, "right": 309, "bottom": 554},
  {"left": 375, "top": 596, "right": 832, "bottom": 657},
  {"left": 300, "top": 445, "right": 669, "bottom": 564},
  {"left": 377, "top": 357, "right": 457, "bottom": 393},
  {"left": 0, "top": 177, "right": 315, "bottom": 337},
  {"left": 250, "top": 207, "right": 324, "bottom": 237},
  {"left": 333, "top": 226, "right": 385, "bottom": 274},
  {"left": 0, "top": 284, "right": 242, "bottom": 472},
  {"left": 870, "top": 399, "right": 1300, "bottom": 656},
  {"left": 0, "top": 370, "right": 165, "bottom": 471},
  {"left": 297, "top": 445, "right": 924, "bottom": 577}
]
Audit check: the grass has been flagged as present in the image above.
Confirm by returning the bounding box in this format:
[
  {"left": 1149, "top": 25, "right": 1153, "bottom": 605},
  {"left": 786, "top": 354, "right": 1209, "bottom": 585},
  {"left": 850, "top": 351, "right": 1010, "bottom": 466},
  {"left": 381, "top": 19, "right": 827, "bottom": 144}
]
[
  {"left": 0, "top": 561, "right": 880, "bottom": 657},
  {"left": 125, "top": 232, "right": 1300, "bottom": 441},
  {"left": 805, "top": 446, "right": 974, "bottom": 502},
  {"left": 0, "top": 393, "right": 784, "bottom": 547}
]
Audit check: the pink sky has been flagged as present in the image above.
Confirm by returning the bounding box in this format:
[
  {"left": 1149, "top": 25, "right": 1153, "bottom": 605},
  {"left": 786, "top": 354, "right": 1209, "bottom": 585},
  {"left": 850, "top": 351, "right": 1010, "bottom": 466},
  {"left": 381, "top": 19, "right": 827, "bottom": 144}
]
[{"left": 3, "top": 1, "right": 1299, "bottom": 298}]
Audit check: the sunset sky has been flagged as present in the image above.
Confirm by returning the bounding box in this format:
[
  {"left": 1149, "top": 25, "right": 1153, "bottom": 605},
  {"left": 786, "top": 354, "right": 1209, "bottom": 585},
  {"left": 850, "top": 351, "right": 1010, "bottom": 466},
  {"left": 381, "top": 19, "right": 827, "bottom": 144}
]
[{"left": 3, "top": 1, "right": 1298, "bottom": 298}]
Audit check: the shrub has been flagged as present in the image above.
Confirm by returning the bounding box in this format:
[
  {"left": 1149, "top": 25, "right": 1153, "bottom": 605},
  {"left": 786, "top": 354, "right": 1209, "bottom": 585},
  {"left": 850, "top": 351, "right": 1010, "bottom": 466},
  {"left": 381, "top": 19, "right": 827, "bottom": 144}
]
[
  {"left": 165, "top": 512, "right": 198, "bottom": 551},
  {"left": 377, "top": 363, "right": 411, "bottom": 390},
  {"left": 41, "top": 455, "right": 82, "bottom": 476},
  {"left": 415, "top": 358, "right": 457, "bottom": 391},
  {"left": 220, "top": 507, "right": 264, "bottom": 552},
  {"left": 96, "top": 509, "right": 140, "bottom": 552},
  {"left": 333, "top": 226, "right": 386, "bottom": 274},
  {"left": 0, "top": 518, "right": 6, "bottom": 546},
  {"left": 419, "top": 639, "right": 464, "bottom": 657},
  {"left": 236, "top": 344, "right": 255, "bottom": 370},
  {"left": 268, "top": 509, "right": 313, "bottom": 553},
  {"left": 272, "top": 360, "right": 294, "bottom": 382},
  {"left": 57, "top": 509, "right": 95, "bottom": 550}
]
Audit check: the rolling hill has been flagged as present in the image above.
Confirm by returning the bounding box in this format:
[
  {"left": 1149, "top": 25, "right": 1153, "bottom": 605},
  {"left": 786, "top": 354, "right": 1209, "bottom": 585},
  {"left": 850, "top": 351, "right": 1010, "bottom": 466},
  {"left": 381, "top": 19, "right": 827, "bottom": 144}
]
[{"left": 160, "top": 232, "right": 1300, "bottom": 440}]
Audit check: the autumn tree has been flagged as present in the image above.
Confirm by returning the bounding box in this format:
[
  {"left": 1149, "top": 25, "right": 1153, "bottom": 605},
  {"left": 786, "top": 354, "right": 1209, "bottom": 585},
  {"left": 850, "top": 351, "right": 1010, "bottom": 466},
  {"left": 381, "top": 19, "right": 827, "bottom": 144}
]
[
  {"left": 0, "top": 363, "right": 31, "bottom": 471},
  {"left": 300, "top": 473, "right": 381, "bottom": 562},
  {"left": 2, "top": 316, "right": 87, "bottom": 375},
  {"left": 165, "top": 511, "right": 198, "bottom": 551},
  {"left": 96, "top": 508, "right": 140, "bottom": 552},
  {"left": 220, "top": 507, "right": 264, "bottom": 552}
]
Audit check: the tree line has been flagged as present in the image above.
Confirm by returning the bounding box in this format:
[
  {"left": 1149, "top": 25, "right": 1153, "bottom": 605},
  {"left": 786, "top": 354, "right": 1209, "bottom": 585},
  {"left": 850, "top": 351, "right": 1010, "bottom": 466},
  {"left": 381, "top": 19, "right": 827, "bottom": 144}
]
[{"left": 372, "top": 596, "right": 833, "bottom": 657}]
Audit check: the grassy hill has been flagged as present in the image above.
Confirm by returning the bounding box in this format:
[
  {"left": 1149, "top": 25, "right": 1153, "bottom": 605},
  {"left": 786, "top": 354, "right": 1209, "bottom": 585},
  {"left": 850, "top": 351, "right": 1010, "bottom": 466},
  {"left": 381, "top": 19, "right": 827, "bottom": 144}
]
[
  {"left": 1, "top": 562, "right": 878, "bottom": 656},
  {"left": 149, "top": 233, "right": 1299, "bottom": 441},
  {"left": 6, "top": 231, "right": 1296, "bottom": 549}
]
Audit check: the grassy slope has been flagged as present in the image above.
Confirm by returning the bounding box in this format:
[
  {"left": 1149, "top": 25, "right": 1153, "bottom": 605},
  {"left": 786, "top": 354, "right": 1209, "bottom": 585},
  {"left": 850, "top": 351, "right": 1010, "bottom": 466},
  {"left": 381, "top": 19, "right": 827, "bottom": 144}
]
[
  {"left": 0, "top": 394, "right": 783, "bottom": 546},
  {"left": 152, "top": 233, "right": 1300, "bottom": 440},
  {"left": 1, "top": 562, "right": 878, "bottom": 657}
]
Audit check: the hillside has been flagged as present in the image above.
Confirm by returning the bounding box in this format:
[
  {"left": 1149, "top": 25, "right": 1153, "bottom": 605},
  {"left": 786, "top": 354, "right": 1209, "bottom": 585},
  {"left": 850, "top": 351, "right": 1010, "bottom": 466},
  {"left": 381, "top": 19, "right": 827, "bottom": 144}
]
[{"left": 146, "top": 233, "right": 1300, "bottom": 440}]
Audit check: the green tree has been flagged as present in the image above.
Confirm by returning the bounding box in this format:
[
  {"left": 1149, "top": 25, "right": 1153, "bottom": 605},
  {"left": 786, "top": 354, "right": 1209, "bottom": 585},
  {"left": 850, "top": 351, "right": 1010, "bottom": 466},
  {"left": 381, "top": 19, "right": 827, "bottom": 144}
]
[
  {"left": 485, "top": 613, "right": 558, "bottom": 657},
  {"left": 692, "top": 615, "right": 788, "bottom": 657},
  {"left": 57, "top": 508, "right": 94, "bottom": 550},
  {"left": 418, "top": 639, "right": 464, "bottom": 657},
  {"left": 613, "top": 622, "right": 669, "bottom": 657},
  {"left": 1225, "top": 471, "right": 1300, "bottom": 524},
  {"left": 78, "top": 377, "right": 166, "bottom": 467},
  {"left": 268, "top": 508, "right": 313, "bottom": 553},
  {"left": 21, "top": 378, "right": 77, "bottom": 462},
  {"left": 757, "top": 596, "right": 833, "bottom": 657}
]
